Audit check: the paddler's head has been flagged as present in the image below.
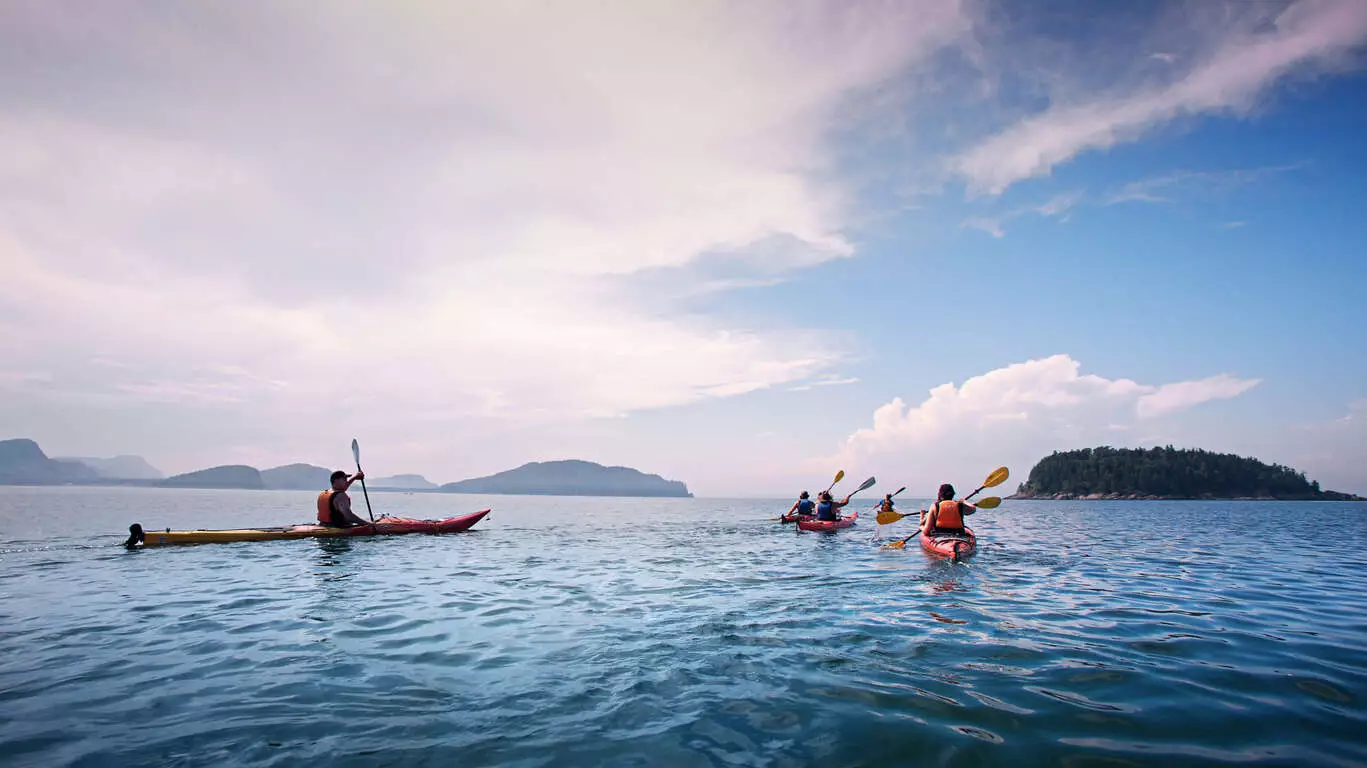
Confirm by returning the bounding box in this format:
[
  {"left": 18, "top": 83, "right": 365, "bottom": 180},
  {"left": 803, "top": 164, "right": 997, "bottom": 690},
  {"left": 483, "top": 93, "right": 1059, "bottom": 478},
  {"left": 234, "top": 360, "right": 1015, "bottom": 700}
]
[
  {"left": 330, "top": 470, "right": 348, "bottom": 490},
  {"left": 799, "top": 491, "right": 809, "bottom": 499},
  {"left": 938, "top": 483, "right": 955, "bottom": 501}
]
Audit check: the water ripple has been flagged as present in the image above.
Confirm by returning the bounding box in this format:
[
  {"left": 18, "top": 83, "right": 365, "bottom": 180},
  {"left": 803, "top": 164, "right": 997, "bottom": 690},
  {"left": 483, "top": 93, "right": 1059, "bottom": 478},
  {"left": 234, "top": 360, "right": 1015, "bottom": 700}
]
[{"left": 2, "top": 490, "right": 1366, "bottom": 766}]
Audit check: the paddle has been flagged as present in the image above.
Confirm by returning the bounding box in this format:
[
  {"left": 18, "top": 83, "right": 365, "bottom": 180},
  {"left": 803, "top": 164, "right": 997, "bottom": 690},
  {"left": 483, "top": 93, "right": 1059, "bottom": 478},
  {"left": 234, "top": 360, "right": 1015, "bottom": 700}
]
[
  {"left": 848, "top": 476, "right": 876, "bottom": 498},
  {"left": 884, "top": 468, "right": 1009, "bottom": 549},
  {"left": 824, "top": 470, "right": 845, "bottom": 495},
  {"left": 351, "top": 438, "right": 376, "bottom": 525},
  {"left": 876, "top": 495, "right": 1001, "bottom": 526}
]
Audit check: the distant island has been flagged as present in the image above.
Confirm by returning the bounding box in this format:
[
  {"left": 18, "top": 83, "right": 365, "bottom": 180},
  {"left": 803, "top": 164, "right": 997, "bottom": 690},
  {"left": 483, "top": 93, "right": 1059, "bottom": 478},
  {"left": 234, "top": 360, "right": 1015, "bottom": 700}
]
[
  {"left": 0, "top": 439, "right": 99, "bottom": 484},
  {"left": 56, "top": 455, "right": 164, "bottom": 480},
  {"left": 1013, "top": 446, "right": 1364, "bottom": 501},
  {"left": 370, "top": 474, "right": 437, "bottom": 490},
  {"left": 441, "top": 460, "right": 692, "bottom": 497},
  {"left": 259, "top": 463, "right": 332, "bottom": 490},
  {"left": 0, "top": 438, "right": 691, "bottom": 497},
  {"left": 160, "top": 465, "right": 265, "bottom": 490}
]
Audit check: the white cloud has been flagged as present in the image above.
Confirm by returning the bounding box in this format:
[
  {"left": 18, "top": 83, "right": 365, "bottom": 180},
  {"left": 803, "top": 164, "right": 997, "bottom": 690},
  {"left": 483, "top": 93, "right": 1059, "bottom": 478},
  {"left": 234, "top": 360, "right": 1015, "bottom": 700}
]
[
  {"left": 1136, "top": 374, "right": 1263, "bottom": 419},
  {"left": 953, "top": 0, "right": 1367, "bottom": 194},
  {"left": 818, "top": 355, "right": 1260, "bottom": 492},
  {"left": 0, "top": 1, "right": 973, "bottom": 473}
]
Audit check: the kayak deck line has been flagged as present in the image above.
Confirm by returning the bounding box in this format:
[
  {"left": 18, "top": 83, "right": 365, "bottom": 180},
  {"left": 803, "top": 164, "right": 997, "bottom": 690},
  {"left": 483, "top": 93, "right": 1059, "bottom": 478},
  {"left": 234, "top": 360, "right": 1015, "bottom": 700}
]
[{"left": 124, "top": 509, "right": 491, "bottom": 547}]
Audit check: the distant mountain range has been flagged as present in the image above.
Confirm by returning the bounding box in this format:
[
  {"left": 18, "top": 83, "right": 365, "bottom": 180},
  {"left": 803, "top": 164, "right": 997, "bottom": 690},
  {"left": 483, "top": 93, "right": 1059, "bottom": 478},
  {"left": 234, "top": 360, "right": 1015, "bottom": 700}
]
[
  {"left": 0, "top": 438, "right": 691, "bottom": 497},
  {"left": 441, "top": 460, "right": 691, "bottom": 497},
  {"left": 56, "top": 455, "right": 164, "bottom": 480}
]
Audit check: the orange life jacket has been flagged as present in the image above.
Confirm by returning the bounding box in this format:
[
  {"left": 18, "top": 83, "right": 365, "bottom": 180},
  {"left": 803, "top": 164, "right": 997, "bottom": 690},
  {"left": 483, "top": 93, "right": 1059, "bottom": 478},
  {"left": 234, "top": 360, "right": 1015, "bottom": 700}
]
[
  {"left": 317, "top": 490, "right": 337, "bottom": 524},
  {"left": 932, "top": 500, "right": 964, "bottom": 530}
]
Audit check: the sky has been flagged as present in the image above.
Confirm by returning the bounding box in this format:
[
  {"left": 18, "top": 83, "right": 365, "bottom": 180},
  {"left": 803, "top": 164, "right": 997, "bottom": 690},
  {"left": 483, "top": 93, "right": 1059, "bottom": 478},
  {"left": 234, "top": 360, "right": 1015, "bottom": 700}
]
[{"left": 1, "top": 0, "right": 1365, "bottom": 496}]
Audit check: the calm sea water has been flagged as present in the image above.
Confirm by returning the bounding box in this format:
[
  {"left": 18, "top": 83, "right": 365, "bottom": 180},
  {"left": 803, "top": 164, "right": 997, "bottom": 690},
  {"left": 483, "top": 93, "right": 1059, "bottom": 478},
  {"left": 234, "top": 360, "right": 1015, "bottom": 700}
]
[{"left": 2, "top": 487, "right": 1366, "bottom": 767}]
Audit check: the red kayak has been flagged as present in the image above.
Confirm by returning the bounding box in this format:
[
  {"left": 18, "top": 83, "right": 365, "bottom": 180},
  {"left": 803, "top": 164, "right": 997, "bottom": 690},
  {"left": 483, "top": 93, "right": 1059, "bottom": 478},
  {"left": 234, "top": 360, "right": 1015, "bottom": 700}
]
[
  {"left": 779, "top": 513, "right": 812, "bottom": 525},
  {"left": 130, "top": 509, "right": 491, "bottom": 546},
  {"left": 796, "top": 511, "right": 858, "bottom": 532},
  {"left": 919, "top": 526, "right": 976, "bottom": 561}
]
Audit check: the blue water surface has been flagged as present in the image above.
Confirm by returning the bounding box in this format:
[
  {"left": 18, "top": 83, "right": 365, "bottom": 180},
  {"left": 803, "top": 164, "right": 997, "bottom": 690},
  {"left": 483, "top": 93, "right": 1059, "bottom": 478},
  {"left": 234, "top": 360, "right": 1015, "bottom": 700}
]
[{"left": 2, "top": 487, "right": 1366, "bottom": 767}]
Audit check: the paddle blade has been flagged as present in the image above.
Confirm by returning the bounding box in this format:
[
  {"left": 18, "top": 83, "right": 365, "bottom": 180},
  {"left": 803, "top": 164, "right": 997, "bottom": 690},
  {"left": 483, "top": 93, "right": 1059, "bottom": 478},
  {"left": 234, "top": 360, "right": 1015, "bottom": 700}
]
[
  {"left": 982, "top": 466, "right": 1009, "bottom": 488},
  {"left": 854, "top": 476, "right": 876, "bottom": 493},
  {"left": 832, "top": 470, "right": 845, "bottom": 486},
  {"left": 884, "top": 540, "right": 908, "bottom": 549},
  {"left": 876, "top": 510, "right": 908, "bottom": 526},
  {"left": 351, "top": 438, "right": 361, "bottom": 466},
  {"left": 892, "top": 486, "right": 906, "bottom": 497},
  {"left": 976, "top": 496, "right": 1001, "bottom": 509}
]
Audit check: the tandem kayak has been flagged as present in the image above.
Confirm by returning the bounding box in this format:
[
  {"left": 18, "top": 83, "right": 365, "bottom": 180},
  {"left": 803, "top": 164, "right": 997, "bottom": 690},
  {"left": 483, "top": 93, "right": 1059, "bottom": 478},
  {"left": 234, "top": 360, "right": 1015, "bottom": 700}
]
[
  {"left": 796, "top": 511, "right": 858, "bottom": 532},
  {"left": 920, "top": 526, "right": 976, "bottom": 561},
  {"left": 779, "top": 513, "right": 813, "bottom": 525},
  {"left": 127, "top": 509, "right": 490, "bottom": 547}
]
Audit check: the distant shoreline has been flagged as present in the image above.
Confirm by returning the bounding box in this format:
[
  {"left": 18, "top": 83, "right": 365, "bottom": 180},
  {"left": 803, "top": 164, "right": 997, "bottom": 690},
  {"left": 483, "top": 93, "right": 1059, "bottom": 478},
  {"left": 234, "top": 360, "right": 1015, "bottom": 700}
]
[{"left": 1008, "top": 492, "right": 1365, "bottom": 501}]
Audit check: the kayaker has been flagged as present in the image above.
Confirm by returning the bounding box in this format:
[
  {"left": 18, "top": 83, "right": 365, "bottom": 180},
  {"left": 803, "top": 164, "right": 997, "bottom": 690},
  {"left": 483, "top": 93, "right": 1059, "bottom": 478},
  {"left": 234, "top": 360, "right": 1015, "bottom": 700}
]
[
  {"left": 786, "top": 491, "right": 815, "bottom": 519},
  {"left": 921, "top": 483, "right": 975, "bottom": 535},
  {"left": 317, "top": 470, "right": 370, "bottom": 528},
  {"left": 815, "top": 490, "right": 852, "bottom": 522},
  {"left": 876, "top": 493, "right": 896, "bottom": 515}
]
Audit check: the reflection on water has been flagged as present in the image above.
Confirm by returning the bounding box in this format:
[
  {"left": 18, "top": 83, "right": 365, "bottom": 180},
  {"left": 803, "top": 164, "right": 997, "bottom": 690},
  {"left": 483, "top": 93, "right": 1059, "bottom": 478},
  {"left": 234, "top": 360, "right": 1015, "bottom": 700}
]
[{"left": 0, "top": 488, "right": 1365, "bottom": 767}]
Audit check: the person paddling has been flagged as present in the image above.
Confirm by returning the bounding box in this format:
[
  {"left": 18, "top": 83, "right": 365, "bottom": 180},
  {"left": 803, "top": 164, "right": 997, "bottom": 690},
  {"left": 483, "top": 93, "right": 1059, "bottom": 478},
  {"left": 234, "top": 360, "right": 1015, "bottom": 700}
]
[
  {"left": 921, "top": 483, "right": 975, "bottom": 536},
  {"left": 786, "top": 491, "right": 815, "bottom": 520},
  {"left": 876, "top": 493, "right": 896, "bottom": 517},
  {"left": 816, "top": 490, "right": 852, "bottom": 522},
  {"left": 317, "top": 470, "right": 370, "bottom": 528}
]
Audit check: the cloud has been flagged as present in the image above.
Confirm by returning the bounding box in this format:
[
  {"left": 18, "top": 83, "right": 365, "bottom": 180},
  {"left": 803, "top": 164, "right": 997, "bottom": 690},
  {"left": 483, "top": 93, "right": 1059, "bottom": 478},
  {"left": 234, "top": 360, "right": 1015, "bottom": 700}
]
[
  {"left": 789, "top": 375, "right": 860, "bottom": 392},
  {"left": 819, "top": 355, "right": 1260, "bottom": 491},
  {"left": 0, "top": 1, "right": 974, "bottom": 472},
  {"left": 953, "top": 0, "right": 1367, "bottom": 194},
  {"left": 961, "top": 217, "right": 1006, "bottom": 238},
  {"left": 960, "top": 190, "right": 1082, "bottom": 237},
  {"left": 1104, "top": 163, "right": 1308, "bottom": 205},
  {"left": 1136, "top": 374, "right": 1262, "bottom": 419}
]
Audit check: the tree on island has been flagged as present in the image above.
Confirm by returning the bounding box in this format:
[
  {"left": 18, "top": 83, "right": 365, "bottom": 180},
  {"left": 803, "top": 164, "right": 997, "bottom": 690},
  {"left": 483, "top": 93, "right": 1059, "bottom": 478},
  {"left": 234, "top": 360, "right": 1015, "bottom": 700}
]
[{"left": 1015, "top": 446, "right": 1359, "bottom": 500}]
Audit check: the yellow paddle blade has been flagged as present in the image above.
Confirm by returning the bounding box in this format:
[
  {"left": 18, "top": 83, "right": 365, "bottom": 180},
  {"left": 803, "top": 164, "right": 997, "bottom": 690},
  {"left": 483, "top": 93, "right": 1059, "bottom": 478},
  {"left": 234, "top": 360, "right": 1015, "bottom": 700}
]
[
  {"left": 884, "top": 540, "right": 908, "bottom": 549},
  {"left": 982, "top": 466, "right": 1009, "bottom": 488},
  {"left": 876, "top": 510, "right": 908, "bottom": 525},
  {"left": 832, "top": 470, "right": 845, "bottom": 485},
  {"left": 976, "top": 496, "right": 1001, "bottom": 509}
]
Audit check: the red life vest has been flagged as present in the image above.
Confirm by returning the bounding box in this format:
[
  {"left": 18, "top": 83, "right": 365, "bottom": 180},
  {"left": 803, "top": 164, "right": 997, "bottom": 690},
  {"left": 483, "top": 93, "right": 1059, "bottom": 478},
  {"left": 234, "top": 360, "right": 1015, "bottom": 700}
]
[
  {"left": 932, "top": 500, "right": 964, "bottom": 530},
  {"left": 317, "top": 490, "right": 337, "bottom": 524}
]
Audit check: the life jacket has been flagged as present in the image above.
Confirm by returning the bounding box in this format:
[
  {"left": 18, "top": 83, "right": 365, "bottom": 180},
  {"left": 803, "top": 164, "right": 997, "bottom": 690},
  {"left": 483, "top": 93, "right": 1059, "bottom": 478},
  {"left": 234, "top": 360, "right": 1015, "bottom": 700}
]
[
  {"left": 816, "top": 500, "right": 835, "bottom": 520},
  {"left": 796, "top": 498, "right": 814, "bottom": 516},
  {"left": 879, "top": 499, "right": 894, "bottom": 513},
  {"left": 932, "top": 500, "right": 964, "bottom": 530},
  {"left": 317, "top": 490, "right": 338, "bottom": 524}
]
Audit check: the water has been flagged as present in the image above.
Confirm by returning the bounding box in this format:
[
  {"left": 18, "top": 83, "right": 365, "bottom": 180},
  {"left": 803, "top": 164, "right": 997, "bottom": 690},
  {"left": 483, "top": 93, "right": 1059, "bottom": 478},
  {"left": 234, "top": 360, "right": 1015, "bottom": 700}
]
[{"left": 2, "top": 487, "right": 1366, "bottom": 767}]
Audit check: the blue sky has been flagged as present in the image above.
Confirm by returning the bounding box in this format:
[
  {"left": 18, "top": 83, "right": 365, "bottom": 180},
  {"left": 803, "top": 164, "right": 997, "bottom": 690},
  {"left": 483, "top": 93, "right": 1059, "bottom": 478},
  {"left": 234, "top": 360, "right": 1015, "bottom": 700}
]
[{"left": 1, "top": 1, "right": 1364, "bottom": 495}]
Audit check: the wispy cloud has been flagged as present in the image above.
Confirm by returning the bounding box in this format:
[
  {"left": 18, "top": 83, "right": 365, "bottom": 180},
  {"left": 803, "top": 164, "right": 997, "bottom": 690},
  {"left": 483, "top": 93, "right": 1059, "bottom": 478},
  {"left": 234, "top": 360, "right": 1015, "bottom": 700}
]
[
  {"left": 961, "top": 217, "right": 1006, "bottom": 238},
  {"left": 790, "top": 375, "right": 860, "bottom": 392},
  {"left": 953, "top": 0, "right": 1367, "bottom": 194},
  {"left": 961, "top": 190, "right": 1083, "bottom": 237},
  {"left": 1105, "top": 163, "right": 1309, "bottom": 205}
]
